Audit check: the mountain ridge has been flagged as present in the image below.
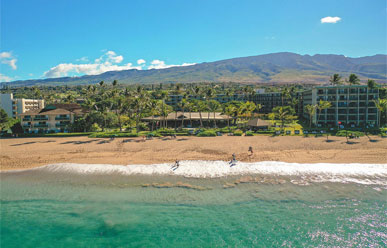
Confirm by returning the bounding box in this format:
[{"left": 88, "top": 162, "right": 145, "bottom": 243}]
[{"left": 3, "top": 52, "right": 386, "bottom": 86}]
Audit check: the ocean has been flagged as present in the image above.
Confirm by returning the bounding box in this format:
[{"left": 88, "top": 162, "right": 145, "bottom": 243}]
[{"left": 1, "top": 161, "right": 386, "bottom": 247}]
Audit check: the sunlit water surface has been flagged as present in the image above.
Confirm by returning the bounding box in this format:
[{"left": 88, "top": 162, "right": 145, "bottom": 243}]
[{"left": 1, "top": 162, "right": 386, "bottom": 247}]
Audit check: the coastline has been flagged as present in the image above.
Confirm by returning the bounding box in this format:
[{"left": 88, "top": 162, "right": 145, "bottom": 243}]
[{"left": 1, "top": 135, "right": 386, "bottom": 171}]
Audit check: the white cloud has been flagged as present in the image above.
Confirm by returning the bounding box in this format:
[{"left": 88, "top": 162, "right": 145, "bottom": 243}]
[
  {"left": 44, "top": 50, "right": 142, "bottom": 78},
  {"left": 0, "top": 73, "right": 13, "bottom": 82},
  {"left": 43, "top": 50, "right": 196, "bottom": 78},
  {"left": 321, "top": 16, "right": 341, "bottom": 23},
  {"left": 0, "top": 51, "right": 17, "bottom": 70},
  {"left": 148, "top": 60, "right": 196, "bottom": 69},
  {"left": 76, "top": 56, "right": 89, "bottom": 62},
  {"left": 137, "top": 59, "right": 146, "bottom": 64},
  {"left": 95, "top": 50, "right": 123, "bottom": 64}
]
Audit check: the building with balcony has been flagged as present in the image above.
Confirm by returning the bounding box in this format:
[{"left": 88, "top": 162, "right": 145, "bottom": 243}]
[
  {"left": 165, "top": 90, "right": 303, "bottom": 115},
  {"left": 302, "top": 85, "right": 379, "bottom": 127},
  {"left": 0, "top": 93, "right": 45, "bottom": 118},
  {"left": 19, "top": 103, "right": 86, "bottom": 133}
]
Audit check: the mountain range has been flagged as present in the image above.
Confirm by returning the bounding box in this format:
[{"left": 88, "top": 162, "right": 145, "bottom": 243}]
[{"left": 3, "top": 52, "right": 387, "bottom": 87}]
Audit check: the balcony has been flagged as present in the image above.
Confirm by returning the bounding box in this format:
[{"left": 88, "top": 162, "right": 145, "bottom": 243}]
[
  {"left": 22, "top": 124, "right": 32, "bottom": 128},
  {"left": 33, "top": 117, "right": 48, "bottom": 121},
  {"left": 34, "top": 124, "right": 48, "bottom": 128},
  {"left": 22, "top": 117, "right": 31, "bottom": 121},
  {"left": 55, "top": 116, "right": 70, "bottom": 121},
  {"left": 56, "top": 123, "right": 70, "bottom": 127}
]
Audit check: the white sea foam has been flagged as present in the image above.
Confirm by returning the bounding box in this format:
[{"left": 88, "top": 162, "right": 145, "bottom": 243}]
[{"left": 29, "top": 161, "right": 387, "bottom": 185}]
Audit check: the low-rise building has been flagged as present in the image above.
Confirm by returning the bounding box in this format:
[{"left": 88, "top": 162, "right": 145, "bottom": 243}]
[
  {"left": 303, "top": 85, "right": 379, "bottom": 127},
  {"left": 19, "top": 104, "right": 86, "bottom": 133},
  {"left": 0, "top": 93, "right": 44, "bottom": 118},
  {"left": 142, "top": 112, "right": 232, "bottom": 128}
]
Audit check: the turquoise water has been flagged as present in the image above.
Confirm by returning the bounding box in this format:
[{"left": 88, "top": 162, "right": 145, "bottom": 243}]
[{"left": 1, "top": 165, "right": 386, "bottom": 247}]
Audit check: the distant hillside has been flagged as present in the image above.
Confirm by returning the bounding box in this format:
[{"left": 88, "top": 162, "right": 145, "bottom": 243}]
[{"left": 3, "top": 52, "right": 387, "bottom": 87}]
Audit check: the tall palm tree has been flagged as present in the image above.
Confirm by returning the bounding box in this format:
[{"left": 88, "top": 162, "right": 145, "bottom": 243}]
[
  {"left": 305, "top": 104, "right": 317, "bottom": 128},
  {"left": 367, "top": 79, "right": 377, "bottom": 89},
  {"left": 179, "top": 96, "right": 188, "bottom": 129},
  {"left": 281, "top": 87, "right": 291, "bottom": 106},
  {"left": 225, "top": 105, "right": 237, "bottom": 131},
  {"left": 207, "top": 100, "right": 221, "bottom": 128},
  {"left": 316, "top": 100, "right": 332, "bottom": 125},
  {"left": 348, "top": 74, "right": 360, "bottom": 85},
  {"left": 329, "top": 74, "right": 342, "bottom": 85},
  {"left": 272, "top": 106, "right": 296, "bottom": 131},
  {"left": 373, "top": 99, "right": 387, "bottom": 127}
]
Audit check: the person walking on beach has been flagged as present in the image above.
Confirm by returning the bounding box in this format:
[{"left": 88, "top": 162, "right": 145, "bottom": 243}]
[
  {"left": 229, "top": 153, "right": 237, "bottom": 167},
  {"left": 172, "top": 159, "right": 180, "bottom": 170},
  {"left": 248, "top": 146, "right": 253, "bottom": 156}
]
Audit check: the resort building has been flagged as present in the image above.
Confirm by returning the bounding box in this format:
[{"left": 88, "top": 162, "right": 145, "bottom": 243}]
[
  {"left": 166, "top": 90, "right": 303, "bottom": 115},
  {"left": 18, "top": 103, "right": 86, "bottom": 133},
  {"left": 302, "top": 85, "right": 379, "bottom": 127},
  {"left": 142, "top": 112, "right": 232, "bottom": 128},
  {"left": 0, "top": 93, "right": 44, "bottom": 118}
]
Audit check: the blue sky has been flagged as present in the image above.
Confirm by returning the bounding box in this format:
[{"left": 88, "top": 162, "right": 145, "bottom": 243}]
[{"left": 1, "top": 0, "right": 386, "bottom": 82}]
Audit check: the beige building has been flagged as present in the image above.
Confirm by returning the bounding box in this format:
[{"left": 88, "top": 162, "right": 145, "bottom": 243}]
[
  {"left": 0, "top": 93, "right": 44, "bottom": 118},
  {"left": 19, "top": 104, "right": 86, "bottom": 133}
]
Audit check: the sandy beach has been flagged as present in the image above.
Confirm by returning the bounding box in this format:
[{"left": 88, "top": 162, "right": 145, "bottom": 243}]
[{"left": 1, "top": 135, "right": 386, "bottom": 171}]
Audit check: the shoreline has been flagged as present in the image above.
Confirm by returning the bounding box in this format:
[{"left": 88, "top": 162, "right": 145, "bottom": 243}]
[{"left": 1, "top": 135, "right": 386, "bottom": 171}]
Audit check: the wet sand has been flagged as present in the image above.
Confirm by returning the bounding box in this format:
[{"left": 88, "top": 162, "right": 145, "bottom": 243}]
[{"left": 1, "top": 135, "right": 386, "bottom": 171}]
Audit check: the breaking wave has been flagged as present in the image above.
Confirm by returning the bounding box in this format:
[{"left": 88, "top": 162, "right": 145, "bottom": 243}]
[{"left": 13, "top": 161, "right": 387, "bottom": 185}]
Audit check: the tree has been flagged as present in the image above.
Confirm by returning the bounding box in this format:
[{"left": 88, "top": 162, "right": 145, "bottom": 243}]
[
  {"left": 191, "top": 100, "right": 205, "bottom": 128},
  {"left": 207, "top": 100, "right": 221, "bottom": 128},
  {"left": 0, "top": 108, "right": 10, "bottom": 131},
  {"left": 179, "top": 97, "right": 189, "bottom": 129},
  {"left": 281, "top": 87, "right": 291, "bottom": 106},
  {"left": 304, "top": 105, "right": 317, "bottom": 128},
  {"left": 348, "top": 74, "right": 360, "bottom": 85},
  {"left": 329, "top": 74, "right": 342, "bottom": 85},
  {"left": 271, "top": 106, "right": 296, "bottom": 131},
  {"left": 225, "top": 105, "right": 236, "bottom": 131},
  {"left": 316, "top": 100, "right": 332, "bottom": 125},
  {"left": 373, "top": 99, "right": 387, "bottom": 127},
  {"left": 367, "top": 79, "right": 377, "bottom": 89}
]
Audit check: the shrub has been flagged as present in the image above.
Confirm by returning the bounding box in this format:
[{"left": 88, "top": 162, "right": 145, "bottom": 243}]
[
  {"left": 90, "top": 123, "right": 102, "bottom": 132},
  {"left": 245, "top": 131, "right": 254, "bottom": 136},
  {"left": 233, "top": 130, "right": 243, "bottom": 136},
  {"left": 335, "top": 130, "right": 364, "bottom": 137},
  {"left": 196, "top": 130, "right": 217, "bottom": 137},
  {"left": 88, "top": 132, "right": 139, "bottom": 138}
]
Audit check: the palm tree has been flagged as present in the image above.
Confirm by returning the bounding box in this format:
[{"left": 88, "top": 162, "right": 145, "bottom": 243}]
[
  {"left": 373, "top": 99, "right": 387, "bottom": 127},
  {"left": 179, "top": 97, "right": 188, "bottom": 129},
  {"left": 272, "top": 106, "right": 296, "bottom": 131},
  {"left": 316, "top": 100, "right": 332, "bottom": 125},
  {"left": 207, "top": 100, "right": 221, "bottom": 128},
  {"left": 367, "top": 79, "right": 377, "bottom": 89},
  {"left": 225, "top": 105, "right": 236, "bottom": 132},
  {"left": 192, "top": 99, "right": 205, "bottom": 128},
  {"left": 329, "top": 74, "right": 342, "bottom": 85},
  {"left": 281, "top": 87, "right": 291, "bottom": 106},
  {"left": 348, "top": 74, "right": 360, "bottom": 85},
  {"left": 305, "top": 104, "right": 317, "bottom": 128}
]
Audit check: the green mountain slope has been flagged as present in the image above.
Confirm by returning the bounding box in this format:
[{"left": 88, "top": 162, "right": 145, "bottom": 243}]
[{"left": 3, "top": 52, "right": 386, "bottom": 86}]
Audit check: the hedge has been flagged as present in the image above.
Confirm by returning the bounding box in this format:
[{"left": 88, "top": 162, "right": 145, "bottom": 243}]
[
  {"left": 196, "top": 130, "right": 217, "bottom": 137},
  {"left": 233, "top": 130, "right": 243, "bottom": 136},
  {"left": 245, "top": 131, "right": 254, "bottom": 136},
  {"left": 89, "top": 132, "right": 139, "bottom": 138},
  {"left": 335, "top": 130, "right": 365, "bottom": 137}
]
